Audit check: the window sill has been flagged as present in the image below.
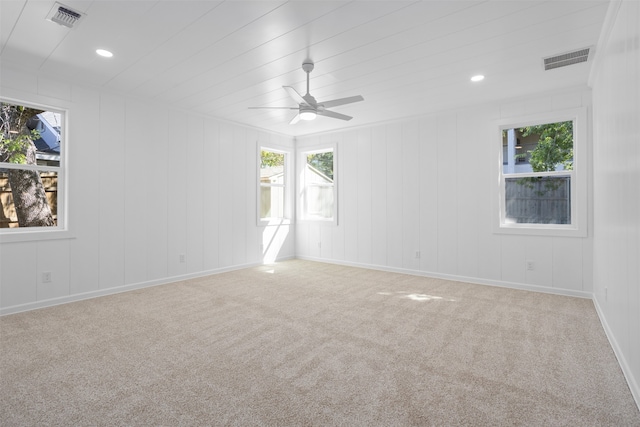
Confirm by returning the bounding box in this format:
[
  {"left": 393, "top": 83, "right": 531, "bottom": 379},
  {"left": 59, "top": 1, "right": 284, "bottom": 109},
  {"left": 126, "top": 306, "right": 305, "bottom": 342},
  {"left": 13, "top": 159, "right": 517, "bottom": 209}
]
[
  {"left": 494, "top": 223, "right": 587, "bottom": 238},
  {"left": 297, "top": 218, "right": 337, "bottom": 226},
  {"left": 0, "top": 229, "right": 74, "bottom": 244},
  {"left": 258, "top": 218, "right": 292, "bottom": 227}
]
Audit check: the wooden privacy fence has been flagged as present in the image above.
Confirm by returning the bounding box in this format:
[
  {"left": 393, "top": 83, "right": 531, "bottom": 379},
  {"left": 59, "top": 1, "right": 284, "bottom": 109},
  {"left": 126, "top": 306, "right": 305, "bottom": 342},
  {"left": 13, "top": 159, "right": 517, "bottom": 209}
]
[
  {"left": 505, "top": 176, "right": 570, "bottom": 224},
  {"left": 0, "top": 171, "right": 58, "bottom": 228}
]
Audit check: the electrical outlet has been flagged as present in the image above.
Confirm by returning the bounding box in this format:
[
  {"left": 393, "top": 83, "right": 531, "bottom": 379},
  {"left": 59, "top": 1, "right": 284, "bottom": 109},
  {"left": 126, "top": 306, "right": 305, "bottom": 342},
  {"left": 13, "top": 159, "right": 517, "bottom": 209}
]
[
  {"left": 415, "top": 251, "right": 420, "bottom": 259},
  {"left": 318, "top": 242, "right": 322, "bottom": 249},
  {"left": 526, "top": 261, "right": 535, "bottom": 271},
  {"left": 179, "top": 254, "right": 185, "bottom": 263},
  {"left": 42, "top": 272, "right": 52, "bottom": 283}
]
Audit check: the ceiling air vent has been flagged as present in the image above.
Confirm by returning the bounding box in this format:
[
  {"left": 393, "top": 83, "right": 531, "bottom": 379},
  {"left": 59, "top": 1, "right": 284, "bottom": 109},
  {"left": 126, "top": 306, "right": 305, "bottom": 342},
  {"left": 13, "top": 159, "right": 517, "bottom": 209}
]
[
  {"left": 543, "top": 48, "right": 591, "bottom": 71},
  {"left": 46, "top": 2, "right": 85, "bottom": 28}
]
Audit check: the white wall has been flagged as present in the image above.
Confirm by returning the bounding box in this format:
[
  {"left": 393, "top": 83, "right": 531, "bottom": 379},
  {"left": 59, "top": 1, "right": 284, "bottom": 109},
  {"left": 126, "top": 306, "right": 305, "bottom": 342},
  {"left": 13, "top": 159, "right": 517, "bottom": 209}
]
[
  {"left": 591, "top": 0, "right": 640, "bottom": 407},
  {"left": 0, "top": 65, "right": 295, "bottom": 314},
  {"left": 296, "top": 87, "right": 594, "bottom": 298}
]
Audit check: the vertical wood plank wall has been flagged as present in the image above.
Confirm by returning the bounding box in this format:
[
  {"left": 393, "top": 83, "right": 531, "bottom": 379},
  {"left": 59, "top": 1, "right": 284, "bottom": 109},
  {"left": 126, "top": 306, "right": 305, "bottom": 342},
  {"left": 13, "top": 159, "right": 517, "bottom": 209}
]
[
  {"left": 591, "top": 0, "right": 640, "bottom": 408},
  {"left": 0, "top": 68, "right": 296, "bottom": 313},
  {"left": 296, "top": 88, "right": 593, "bottom": 297},
  {"left": 0, "top": 75, "right": 595, "bottom": 306}
]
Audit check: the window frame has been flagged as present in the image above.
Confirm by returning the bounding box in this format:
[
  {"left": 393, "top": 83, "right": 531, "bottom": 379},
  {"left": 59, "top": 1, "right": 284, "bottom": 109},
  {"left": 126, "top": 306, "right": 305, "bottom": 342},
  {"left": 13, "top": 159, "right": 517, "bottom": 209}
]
[
  {"left": 257, "top": 144, "right": 291, "bottom": 226},
  {"left": 297, "top": 144, "right": 338, "bottom": 225},
  {"left": 494, "top": 107, "right": 588, "bottom": 237},
  {"left": 0, "top": 96, "right": 70, "bottom": 243}
]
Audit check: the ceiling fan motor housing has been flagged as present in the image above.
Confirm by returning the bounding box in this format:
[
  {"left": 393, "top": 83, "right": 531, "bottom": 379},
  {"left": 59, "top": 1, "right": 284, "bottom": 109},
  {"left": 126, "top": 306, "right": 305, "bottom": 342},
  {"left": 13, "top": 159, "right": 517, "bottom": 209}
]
[
  {"left": 302, "top": 61, "right": 314, "bottom": 73},
  {"left": 303, "top": 94, "right": 317, "bottom": 106}
]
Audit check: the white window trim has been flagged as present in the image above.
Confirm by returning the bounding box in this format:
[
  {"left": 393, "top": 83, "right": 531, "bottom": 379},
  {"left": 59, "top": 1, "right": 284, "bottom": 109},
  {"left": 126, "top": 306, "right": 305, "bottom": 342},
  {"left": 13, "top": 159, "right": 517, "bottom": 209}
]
[
  {"left": 297, "top": 143, "right": 338, "bottom": 225},
  {"left": 257, "top": 143, "right": 292, "bottom": 226},
  {"left": 0, "top": 96, "right": 71, "bottom": 243},
  {"left": 493, "top": 107, "right": 588, "bottom": 237}
]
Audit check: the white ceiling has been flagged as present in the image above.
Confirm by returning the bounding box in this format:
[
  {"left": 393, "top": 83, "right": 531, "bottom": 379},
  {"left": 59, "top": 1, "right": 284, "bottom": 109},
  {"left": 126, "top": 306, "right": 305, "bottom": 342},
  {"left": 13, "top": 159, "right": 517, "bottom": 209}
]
[{"left": 0, "top": 0, "right": 609, "bottom": 137}]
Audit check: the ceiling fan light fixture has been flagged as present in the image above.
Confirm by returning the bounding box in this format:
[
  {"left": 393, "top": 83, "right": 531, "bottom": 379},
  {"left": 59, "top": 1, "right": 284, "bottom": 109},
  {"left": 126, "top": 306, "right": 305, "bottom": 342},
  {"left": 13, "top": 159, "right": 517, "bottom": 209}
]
[{"left": 299, "top": 109, "right": 316, "bottom": 121}]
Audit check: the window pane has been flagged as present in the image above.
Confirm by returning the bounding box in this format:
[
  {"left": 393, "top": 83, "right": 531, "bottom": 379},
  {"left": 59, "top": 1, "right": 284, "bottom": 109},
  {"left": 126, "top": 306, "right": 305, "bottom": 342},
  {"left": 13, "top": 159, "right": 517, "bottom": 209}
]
[
  {"left": 1, "top": 101, "right": 62, "bottom": 232},
  {"left": 261, "top": 150, "right": 284, "bottom": 173},
  {"left": 302, "top": 149, "right": 334, "bottom": 220},
  {"left": 30, "top": 111, "right": 62, "bottom": 162},
  {"left": 505, "top": 176, "right": 570, "bottom": 224},
  {"left": 1, "top": 103, "right": 62, "bottom": 167},
  {"left": 259, "top": 149, "right": 286, "bottom": 220},
  {"left": 0, "top": 170, "right": 58, "bottom": 228},
  {"left": 260, "top": 185, "right": 284, "bottom": 219},
  {"left": 306, "top": 151, "right": 333, "bottom": 180},
  {"left": 305, "top": 185, "right": 334, "bottom": 219},
  {"left": 502, "top": 121, "right": 573, "bottom": 175}
]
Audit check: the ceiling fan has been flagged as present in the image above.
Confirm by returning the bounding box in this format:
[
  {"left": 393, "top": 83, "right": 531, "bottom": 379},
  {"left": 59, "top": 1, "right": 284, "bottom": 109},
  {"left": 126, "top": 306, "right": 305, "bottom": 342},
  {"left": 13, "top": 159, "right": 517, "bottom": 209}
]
[{"left": 249, "top": 61, "right": 364, "bottom": 124}]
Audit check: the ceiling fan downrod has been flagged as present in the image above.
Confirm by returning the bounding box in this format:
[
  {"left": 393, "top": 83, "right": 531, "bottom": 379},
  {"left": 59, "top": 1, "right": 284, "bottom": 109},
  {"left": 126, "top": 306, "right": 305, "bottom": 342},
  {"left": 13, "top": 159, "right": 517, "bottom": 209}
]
[{"left": 302, "top": 61, "right": 314, "bottom": 96}]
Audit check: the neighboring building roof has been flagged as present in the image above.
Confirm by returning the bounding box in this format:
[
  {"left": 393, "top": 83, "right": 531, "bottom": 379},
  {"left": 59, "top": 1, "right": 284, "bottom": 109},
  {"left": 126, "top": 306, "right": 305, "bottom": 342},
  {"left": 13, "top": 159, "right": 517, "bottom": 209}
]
[
  {"left": 260, "top": 165, "right": 284, "bottom": 181},
  {"left": 305, "top": 164, "right": 333, "bottom": 184},
  {"left": 28, "top": 112, "right": 61, "bottom": 153}
]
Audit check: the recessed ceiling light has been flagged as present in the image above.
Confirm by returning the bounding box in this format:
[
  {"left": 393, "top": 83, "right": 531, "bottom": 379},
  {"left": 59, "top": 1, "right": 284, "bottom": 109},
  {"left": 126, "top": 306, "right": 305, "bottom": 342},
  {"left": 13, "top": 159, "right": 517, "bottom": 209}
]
[
  {"left": 96, "top": 49, "right": 113, "bottom": 58},
  {"left": 471, "top": 75, "right": 485, "bottom": 82}
]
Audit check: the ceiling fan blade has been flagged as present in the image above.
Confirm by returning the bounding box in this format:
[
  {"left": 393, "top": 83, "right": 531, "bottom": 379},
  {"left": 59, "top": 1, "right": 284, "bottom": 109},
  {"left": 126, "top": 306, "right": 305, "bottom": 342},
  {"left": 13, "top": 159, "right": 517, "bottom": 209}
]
[
  {"left": 319, "top": 95, "right": 364, "bottom": 109},
  {"left": 317, "top": 109, "right": 353, "bottom": 121},
  {"left": 289, "top": 114, "right": 301, "bottom": 125},
  {"left": 248, "top": 106, "right": 297, "bottom": 110},
  {"left": 283, "top": 86, "right": 309, "bottom": 106}
]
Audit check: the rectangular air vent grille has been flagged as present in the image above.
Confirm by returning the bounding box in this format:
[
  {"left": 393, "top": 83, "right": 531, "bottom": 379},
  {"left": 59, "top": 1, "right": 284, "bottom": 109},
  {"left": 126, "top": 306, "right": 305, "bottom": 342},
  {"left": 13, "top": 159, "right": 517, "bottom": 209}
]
[
  {"left": 543, "top": 48, "right": 591, "bottom": 71},
  {"left": 46, "top": 2, "right": 85, "bottom": 28}
]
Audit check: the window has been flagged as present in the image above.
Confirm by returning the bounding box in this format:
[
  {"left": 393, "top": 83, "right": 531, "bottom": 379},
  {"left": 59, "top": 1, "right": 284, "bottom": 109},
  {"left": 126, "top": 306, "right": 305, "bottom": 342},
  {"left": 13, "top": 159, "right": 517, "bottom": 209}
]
[
  {"left": 259, "top": 147, "right": 288, "bottom": 222},
  {"left": 496, "top": 108, "right": 587, "bottom": 236},
  {"left": 299, "top": 147, "right": 336, "bottom": 222},
  {"left": 1, "top": 99, "right": 66, "bottom": 239}
]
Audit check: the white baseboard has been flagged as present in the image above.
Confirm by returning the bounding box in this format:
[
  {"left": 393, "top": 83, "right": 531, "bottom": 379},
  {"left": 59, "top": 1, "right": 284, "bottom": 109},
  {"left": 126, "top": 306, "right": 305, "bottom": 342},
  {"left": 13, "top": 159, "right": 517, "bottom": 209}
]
[
  {"left": 3, "top": 254, "right": 636, "bottom": 413},
  {"left": 295, "top": 256, "right": 593, "bottom": 299},
  {"left": 0, "top": 256, "right": 295, "bottom": 316},
  {"left": 592, "top": 296, "right": 640, "bottom": 412},
  {"left": 3, "top": 254, "right": 589, "bottom": 314}
]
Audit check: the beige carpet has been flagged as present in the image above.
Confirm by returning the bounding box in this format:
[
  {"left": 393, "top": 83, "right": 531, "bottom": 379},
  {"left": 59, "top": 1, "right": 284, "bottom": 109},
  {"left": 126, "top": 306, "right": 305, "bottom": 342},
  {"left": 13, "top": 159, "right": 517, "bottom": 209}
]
[{"left": 1, "top": 260, "right": 638, "bottom": 426}]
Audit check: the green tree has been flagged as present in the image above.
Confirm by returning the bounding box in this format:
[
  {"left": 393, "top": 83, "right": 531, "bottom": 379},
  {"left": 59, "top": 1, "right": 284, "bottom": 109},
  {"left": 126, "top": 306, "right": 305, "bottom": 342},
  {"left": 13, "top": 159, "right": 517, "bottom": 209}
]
[
  {"left": 307, "top": 152, "right": 333, "bottom": 180},
  {"left": 519, "top": 121, "right": 573, "bottom": 172},
  {"left": 0, "top": 103, "right": 55, "bottom": 227},
  {"left": 260, "top": 150, "right": 284, "bottom": 168},
  {"left": 514, "top": 120, "right": 573, "bottom": 196}
]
